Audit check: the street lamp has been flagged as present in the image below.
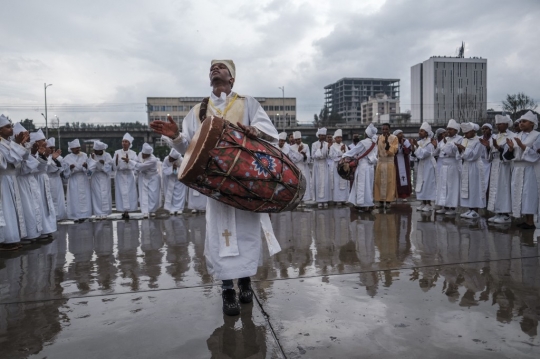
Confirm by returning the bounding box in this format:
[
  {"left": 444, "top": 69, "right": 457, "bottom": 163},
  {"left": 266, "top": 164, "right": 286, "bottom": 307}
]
[
  {"left": 52, "top": 115, "right": 60, "bottom": 148},
  {"left": 44, "top": 83, "right": 53, "bottom": 137},
  {"left": 278, "top": 86, "right": 285, "bottom": 132}
]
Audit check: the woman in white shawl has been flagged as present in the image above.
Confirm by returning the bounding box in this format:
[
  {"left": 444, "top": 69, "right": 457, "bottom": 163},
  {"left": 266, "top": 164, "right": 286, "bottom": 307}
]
[
  {"left": 88, "top": 140, "right": 113, "bottom": 218},
  {"left": 131, "top": 143, "right": 161, "bottom": 218},
  {"left": 162, "top": 148, "right": 187, "bottom": 214},
  {"left": 410, "top": 122, "right": 437, "bottom": 212}
]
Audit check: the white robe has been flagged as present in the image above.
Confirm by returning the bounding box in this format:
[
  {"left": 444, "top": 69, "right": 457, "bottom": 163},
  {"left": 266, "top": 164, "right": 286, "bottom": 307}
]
[
  {"left": 17, "top": 148, "right": 43, "bottom": 239},
  {"left": 63, "top": 153, "right": 93, "bottom": 220},
  {"left": 34, "top": 154, "right": 57, "bottom": 235},
  {"left": 132, "top": 154, "right": 161, "bottom": 214},
  {"left": 436, "top": 135, "right": 462, "bottom": 208},
  {"left": 290, "top": 142, "right": 313, "bottom": 201},
  {"left": 0, "top": 140, "right": 27, "bottom": 243},
  {"left": 88, "top": 153, "right": 113, "bottom": 216},
  {"left": 171, "top": 91, "right": 279, "bottom": 280},
  {"left": 311, "top": 141, "right": 331, "bottom": 202},
  {"left": 457, "top": 137, "right": 485, "bottom": 208},
  {"left": 480, "top": 135, "right": 494, "bottom": 193},
  {"left": 187, "top": 188, "right": 207, "bottom": 211},
  {"left": 345, "top": 138, "right": 378, "bottom": 207},
  {"left": 413, "top": 138, "right": 437, "bottom": 201},
  {"left": 329, "top": 142, "right": 349, "bottom": 202},
  {"left": 162, "top": 156, "right": 187, "bottom": 212},
  {"left": 47, "top": 155, "right": 68, "bottom": 220},
  {"left": 508, "top": 131, "right": 540, "bottom": 217},
  {"left": 487, "top": 131, "right": 514, "bottom": 213},
  {"left": 113, "top": 149, "right": 139, "bottom": 212}
]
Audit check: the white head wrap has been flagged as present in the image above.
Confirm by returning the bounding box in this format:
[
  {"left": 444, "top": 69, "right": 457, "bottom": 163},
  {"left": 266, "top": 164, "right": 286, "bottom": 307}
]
[
  {"left": 293, "top": 131, "right": 301, "bottom": 139},
  {"left": 460, "top": 122, "right": 475, "bottom": 133},
  {"left": 435, "top": 128, "right": 446, "bottom": 137},
  {"left": 334, "top": 129, "right": 343, "bottom": 137},
  {"left": 420, "top": 122, "right": 432, "bottom": 133},
  {"left": 365, "top": 123, "right": 377, "bottom": 138},
  {"left": 519, "top": 111, "right": 538, "bottom": 129},
  {"left": 30, "top": 129, "right": 46, "bottom": 144},
  {"left": 392, "top": 129, "right": 403, "bottom": 136},
  {"left": 13, "top": 123, "right": 27, "bottom": 136},
  {"left": 46, "top": 137, "right": 55, "bottom": 147},
  {"left": 122, "top": 132, "right": 134, "bottom": 148},
  {"left": 317, "top": 128, "right": 327, "bottom": 136},
  {"left": 211, "top": 59, "right": 236, "bottom": 79},
  {"left": 68, "top": 139, "right": 81, "bottom": 149},
  {"left": 93, "top": 140, "right": 108, "bottom": 151},
  {"left": 141, "top": 143, "right": 153, "bottom": 155},
  {"left": 278, "top": 132, "right": 287, "bottom": 140},
  {"left": 0, "top": 114, "right": 10, "bottom": 127},
  {"left": 447, "top": 119, "right": 460, "bottom": 130},
  {"left": 169, "top": 148, "right": 180, "bottom": 159},
  {"left": 473, "top": 123, "right": 480, "bottom": 131},
  {"left": 495, "top": 114, "right": 513, "bottom": 125}
]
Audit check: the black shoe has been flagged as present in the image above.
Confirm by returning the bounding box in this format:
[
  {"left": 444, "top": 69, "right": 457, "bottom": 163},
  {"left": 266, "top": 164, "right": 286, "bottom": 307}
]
[
  {"left": 520, "top": 223, "right": 536, "bottom": 230},
  {"left": 222, "top": 289, "right": 240, "bottom": 316},
  {"left": 238, "top": 281, "right": 253, "bottom": 304}
]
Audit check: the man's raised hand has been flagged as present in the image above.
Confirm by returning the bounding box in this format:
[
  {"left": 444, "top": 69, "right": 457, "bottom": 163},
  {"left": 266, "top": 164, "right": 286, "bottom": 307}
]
[{"left": 150, "top": 115, "right": 179, "bottom": 139}]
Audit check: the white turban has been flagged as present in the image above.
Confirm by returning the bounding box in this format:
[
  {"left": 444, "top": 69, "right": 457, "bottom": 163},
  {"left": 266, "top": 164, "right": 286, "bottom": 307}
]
[
  {"left": 13, "top": 123, "right": 27, "bottom": 136},
  {"left": 519, "top": 110, "right": 538, "bottom": 129},
  {"left": 460, "top": 122, "right": 475, "bottom": 133},
  {"left": 211, "top": 59, "right": 236, "bottom": 79},
  {"left": 481, "top": 123, "right": 492, "bottom": 130},
  {"left": 420, "top": 122, "right": 432, "bottom": 133},
  {"left": 495, "top": 114, "right": 513, "bottom": 125},
  {"left": 0, "top": 114, "right": 10, "bottom": 127},
  {"left": 46, "top": 137, "right": 55, "bottom": 147},
  {"left": 278, "top": 132, "right": 287, "bottom": 140},
  {"left": 169, "top": 148, "right": 180, "bottom": 159},
  {"left": 122, "top": 132, "right": 134, "bottom": 148},
  {"left": 293, "top": 131, "right": 301, "bottom": 139},
  {"left": 141, "top": 143, "right": 153, "bottom": 155},
  {"left": 30, "top": 129, "right": 46, "bottom": 144},
  {"left": 93, "top": 140, "right": 108, "bottom": 151},
  {"left": 365, "top": 123, "right": 377, "bottom": 138},
  {"left": 447, "top": 119, "right": 460, "bottom": 130},
  {"left": 334, "top": 129, "right": 343, "bottom": 137},
  {"left": 435, "top": 128, "right": 446, "bottom": 136},
  {"left": 317, "top": 128, "right": 327, "bottom": 136},
  {"left": 393, "top": 129, "right": 403, "bottom": 136},
  {"left": 68, "top": 139, "right": 81, "bottom": 149}
]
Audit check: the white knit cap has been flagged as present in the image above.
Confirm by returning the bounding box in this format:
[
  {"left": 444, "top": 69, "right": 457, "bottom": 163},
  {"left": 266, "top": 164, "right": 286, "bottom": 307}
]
[
  {"left": 495, "top": 114, "right": 513, "bottom": 125},
  {"left": 447, "top": 119, "right": 460, "bottom": 130},
  {"left": 46, "top": 137, "right": 55, "bottom": 147},
  {"left": 30, "top": 129, "right": 46, "bottom": 144},
  {"left": 481, "top": 123, "right": 492, "bottom": 130},
  {"left": 392, "top": 129, "right": 403, "bottom": 136},
  {"left": 141, "top": 143, "right": 153, "bottom": 154},
  {"left": 13, "top": 122, "right": 27, "bottom": 136},
  {"left": 93, "top": 140, "right": 108, "bottom": 151},
  {"left": 211, "top": 60, "right": 236, "bottom": 79},
  {"left": 420, "top": 122, "right": 432, "bottom": 133},
  {"left": 122, "top": 132, "right": 134, "bottom": 148},
  {"left": 169, "top": 148, "right": 180, "bottom": 159},
  {"left": 460, "top": 122, "right": 475, "bottom": 133},
  {"left": 365, "top": 123, "right": 377, "bottom": 138},
  {"left": 278, "top": 132, "right": 287, "bottom": 140},
  {"left": 0, "top": 114, "right": 10, "bottom": 127},
  {"left": 68, "top": 139, "right": 81, "bottom": 149},
  {"left": 334, "top": 129, "right": 343, "bottom": 137},
  {"left": 519, "top": 110, "right": 538, "bottom": 129},
  {"left": 293, "top": 131, "right": 301, "bottom": 139}
]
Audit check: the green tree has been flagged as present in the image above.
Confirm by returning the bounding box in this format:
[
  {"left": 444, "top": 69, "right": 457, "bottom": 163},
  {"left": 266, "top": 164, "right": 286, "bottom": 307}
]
[
  {"left": 502, "top": 92, "right": 538, "bottom": 119},
  {"left": 20, "top": 119, "right": 36, "bottom": 131}
]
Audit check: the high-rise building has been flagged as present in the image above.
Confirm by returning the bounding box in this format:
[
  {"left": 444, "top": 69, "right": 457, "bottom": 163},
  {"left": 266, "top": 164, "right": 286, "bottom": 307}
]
[
  {"left": 324, "top": 78, "right": 400, "bottom": 123},
  {"left": 361, "top": 93, "right": 400, "bottom": 123},
  {"left": 147, "top": 97, "right": 297, "bottom": 129},
  {"left": 411, "top": 56, "right": 487, "bottom": 125}
]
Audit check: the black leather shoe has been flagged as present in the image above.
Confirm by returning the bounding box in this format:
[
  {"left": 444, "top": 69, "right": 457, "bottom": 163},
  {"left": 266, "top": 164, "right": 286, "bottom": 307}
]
[
  {"left": 238, "top": 281, "right": 253, "bottom": 304},
  {"left": 222, "top": 289, "right": 240, "bottom": 316}
]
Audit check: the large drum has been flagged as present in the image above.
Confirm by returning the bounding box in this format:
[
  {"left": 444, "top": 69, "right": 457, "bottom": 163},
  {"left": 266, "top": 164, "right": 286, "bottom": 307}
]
[{"left": 178, "top": 116, "right": 306, "bottom": 212}]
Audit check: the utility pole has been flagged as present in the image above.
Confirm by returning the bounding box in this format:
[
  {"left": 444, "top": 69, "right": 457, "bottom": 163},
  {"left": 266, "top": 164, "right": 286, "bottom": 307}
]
[
  {"left": 279, "top": 86, "right": 285, "bottom": 132},
  {"left": 44, "top": 83, "right": 53, "bottom": 137}
]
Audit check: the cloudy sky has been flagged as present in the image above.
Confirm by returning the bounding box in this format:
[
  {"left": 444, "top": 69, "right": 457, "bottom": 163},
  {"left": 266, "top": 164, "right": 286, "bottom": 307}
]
[{"left": 1, "top": 0, "right": 539, "bottom": 125}]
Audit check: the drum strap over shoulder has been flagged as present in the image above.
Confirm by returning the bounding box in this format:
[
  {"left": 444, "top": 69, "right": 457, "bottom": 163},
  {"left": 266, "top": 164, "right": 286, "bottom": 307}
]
[{"left": 199, "top": 97, "right": 210, "bottom": 122}]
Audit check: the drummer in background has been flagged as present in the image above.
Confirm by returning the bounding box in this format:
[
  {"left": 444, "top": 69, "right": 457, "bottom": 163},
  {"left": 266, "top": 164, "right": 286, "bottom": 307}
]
[
  {"left": 150, "top": 59, "right": 279, "bottom": 316},
  {"left": 113, "top": 133, "right": 139, "bottom": 219},
  {"left": 328, "top": 129, "right": 349, "bottom": 205},
  {"left": 290, "top": 131, "right": 313, "bottom": 205}
]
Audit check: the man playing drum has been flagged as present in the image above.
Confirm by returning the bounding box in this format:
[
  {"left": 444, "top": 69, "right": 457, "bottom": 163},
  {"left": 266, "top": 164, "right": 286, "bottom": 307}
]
[{"left": 150, "top": 60, "right": 279, "bottom": 316}]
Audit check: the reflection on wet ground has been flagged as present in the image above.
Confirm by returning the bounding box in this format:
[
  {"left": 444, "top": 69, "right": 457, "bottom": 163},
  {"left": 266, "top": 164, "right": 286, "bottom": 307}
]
[{"left": 0, "top": 205, "right": 539, "bottom": 358}]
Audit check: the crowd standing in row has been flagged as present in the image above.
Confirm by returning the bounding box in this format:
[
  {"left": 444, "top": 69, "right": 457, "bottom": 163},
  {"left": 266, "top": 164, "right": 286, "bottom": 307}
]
[
  {"left": 279, "top": 111, "right": 540, "bottom": 229},
  {"left": 0, "top": 115, "right": 206, "bottom": 251}
]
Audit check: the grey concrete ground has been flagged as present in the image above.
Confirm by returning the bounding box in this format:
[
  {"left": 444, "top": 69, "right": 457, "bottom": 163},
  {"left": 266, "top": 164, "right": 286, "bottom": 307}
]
[{"left": 0, "top": 204, "right": 539, "bottom": 358}]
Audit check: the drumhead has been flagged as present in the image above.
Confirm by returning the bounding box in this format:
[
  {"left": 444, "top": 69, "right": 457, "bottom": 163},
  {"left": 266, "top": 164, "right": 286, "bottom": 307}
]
[{"left": 178, "top": 116, "right": 225, "bottom": 184}]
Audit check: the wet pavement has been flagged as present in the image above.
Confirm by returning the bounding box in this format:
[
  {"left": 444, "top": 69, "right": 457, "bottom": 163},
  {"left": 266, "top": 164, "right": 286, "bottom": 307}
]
[{"left": 0, "top": 204, "right": 539, "bottom": 358}]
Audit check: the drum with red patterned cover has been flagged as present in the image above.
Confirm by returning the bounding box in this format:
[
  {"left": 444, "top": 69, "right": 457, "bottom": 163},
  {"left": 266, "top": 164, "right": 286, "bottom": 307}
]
[{"left": 178, "top": 116, "right": 305, "bottom": 212}]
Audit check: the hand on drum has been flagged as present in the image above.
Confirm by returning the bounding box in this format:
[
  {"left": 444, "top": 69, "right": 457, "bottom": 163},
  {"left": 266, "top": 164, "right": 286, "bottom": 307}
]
[
  {"left": 236, "top": 122, "right": 259, "bottom": 139},
  {"left": 150, "top": 115, "right": 179, "bottom": 139}
]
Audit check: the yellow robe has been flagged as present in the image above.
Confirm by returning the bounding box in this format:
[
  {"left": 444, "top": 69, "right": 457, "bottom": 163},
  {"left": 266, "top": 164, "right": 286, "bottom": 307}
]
[{"left": 374, "top": 134, "right": 398, "bottom": 202}]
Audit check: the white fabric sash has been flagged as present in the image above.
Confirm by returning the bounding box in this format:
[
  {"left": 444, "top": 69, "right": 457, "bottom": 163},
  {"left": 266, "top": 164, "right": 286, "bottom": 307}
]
[
  {"left": 216, "top": 202, "right": 240, "bottom": 257},
  {"left": 261, "top": 213, "right": 281, "bottom": 256}
]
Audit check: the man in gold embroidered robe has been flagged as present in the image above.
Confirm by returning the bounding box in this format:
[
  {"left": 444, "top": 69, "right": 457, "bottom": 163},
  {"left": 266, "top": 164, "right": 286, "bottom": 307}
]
[{"left": 374, "top": 123, "right": 398, "bottom": 207}]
